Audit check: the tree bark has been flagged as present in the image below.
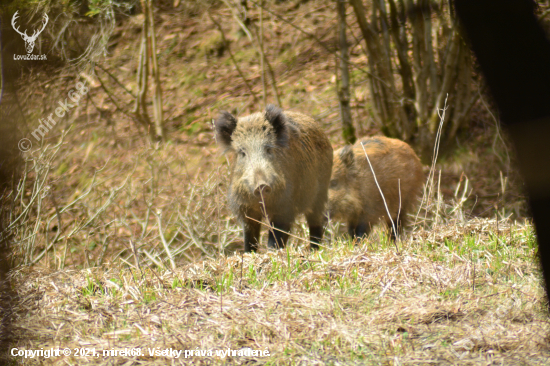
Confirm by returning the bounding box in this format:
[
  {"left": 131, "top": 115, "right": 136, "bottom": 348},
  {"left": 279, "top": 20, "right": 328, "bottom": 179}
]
[
  {"left": 337, "top": 0, "right": 356, "bottom": 144},
  {"left": 146, "top": 0, "right": 164, "bottom": 142}
]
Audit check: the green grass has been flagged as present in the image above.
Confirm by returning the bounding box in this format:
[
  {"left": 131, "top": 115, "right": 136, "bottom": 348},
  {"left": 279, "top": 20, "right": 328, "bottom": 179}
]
[{"left": 13, "top": 219, "right": 544, "bottom": 365}]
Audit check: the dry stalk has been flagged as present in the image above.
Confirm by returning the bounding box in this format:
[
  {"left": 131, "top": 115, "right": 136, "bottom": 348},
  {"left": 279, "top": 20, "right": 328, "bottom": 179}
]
[
  {"left": 7, "top": 131, "right": 127, "bottom": 266},
  {"left": 414, "top": 94, "right": 448, "bottom": 228},
  {"left": 155, "top": 210, "right": 176, "bottom": 271},
  {"left": 397, "top": 178, "right": 401, "bottom": 237},
  {"left": 360, "top": 142, "right": 398, "bottom": 252},
  {"left": 130, "top": 240, "right": 142, "bottom": 276},
  {"left": 258, "top": 189, "right": 274, "bottom": 248}
]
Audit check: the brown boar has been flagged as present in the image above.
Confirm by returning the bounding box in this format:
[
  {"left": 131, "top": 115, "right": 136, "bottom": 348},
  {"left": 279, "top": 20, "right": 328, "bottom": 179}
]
[
  {"left": 328, "top": 136, "right": 423, "bottom": 239},
  {"left": 214, "top": 105, "right": 333, "bottom": 252}
]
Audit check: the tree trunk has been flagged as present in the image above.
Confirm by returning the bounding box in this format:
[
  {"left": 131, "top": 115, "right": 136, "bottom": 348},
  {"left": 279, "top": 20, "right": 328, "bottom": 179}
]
[
  {"left": 133, "top": 0, "right": 164, "bottom": 142},
  {"left": 146, "top": 0, "right": 164, "bottom": 142},
  {"left": 349, "top": 0, "right": 476, "bottom": 158},
  {"left": 337, "top": 0, "right": 356, "bottom": 144}
]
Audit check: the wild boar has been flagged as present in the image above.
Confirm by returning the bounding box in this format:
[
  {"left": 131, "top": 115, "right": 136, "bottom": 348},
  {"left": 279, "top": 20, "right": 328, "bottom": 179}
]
[
  {"left": 214, "top": 105, "right": 333, "bottom": 251},
  {"left": 328, "top": 136, "right": 423, "bottom": 239}
]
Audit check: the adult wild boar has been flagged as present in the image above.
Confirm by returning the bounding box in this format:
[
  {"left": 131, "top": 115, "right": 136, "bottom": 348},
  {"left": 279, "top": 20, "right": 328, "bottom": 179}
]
[
  {"left": 214, "top": 105, "right": 333, "bottom": 251},
  {"left": 328, "top": 136, "right": 423, "bottom": 239}
]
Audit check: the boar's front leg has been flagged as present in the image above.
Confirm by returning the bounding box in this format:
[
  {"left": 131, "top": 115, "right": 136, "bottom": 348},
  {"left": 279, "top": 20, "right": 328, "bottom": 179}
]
[
  {"left": 306, "top": 212, "right": 326, "bottom": 250},
  {"left": 243, "top": 213, "right": 262, "bottom": 252},
  {"left": 267, "top": 221, "right": 291, "bottom": 249},
  {"left": 308, "top": 225, "right": 324, "bottom": 250}
]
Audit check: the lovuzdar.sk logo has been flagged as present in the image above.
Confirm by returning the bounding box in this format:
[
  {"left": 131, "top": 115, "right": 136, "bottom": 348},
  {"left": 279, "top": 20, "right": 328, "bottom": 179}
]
[{"left": 12, "top": 10, "right": 48, "bottom": 60}]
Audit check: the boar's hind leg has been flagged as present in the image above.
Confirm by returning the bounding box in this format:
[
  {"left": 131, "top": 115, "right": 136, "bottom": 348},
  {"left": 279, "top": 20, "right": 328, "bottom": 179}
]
[
  {"left": 349, "top": 222, "right": 370, "bottom": 239},
  {"left": 267, "top": 221, "right": 291, "bottom": 250},
  {"left": 243, "top": 215, "right": 262, "bottom": 252}
]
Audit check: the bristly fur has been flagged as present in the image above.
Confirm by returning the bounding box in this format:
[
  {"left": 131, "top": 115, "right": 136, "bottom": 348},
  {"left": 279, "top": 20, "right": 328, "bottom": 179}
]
[
  {"left": 214, "top": 111, "right": 238, "bottom": 150},
  {"left": 219, "top": 107, "right": 333, "bottom": 252},
  {"left": 339, "top": 145, "right": 355, "bottom": 168},
  {"left": 328, "top": 136, "right": 424, "bottom": 238},
  {"left": 265, "top": 104, "right": 289, "bottom": 147}
]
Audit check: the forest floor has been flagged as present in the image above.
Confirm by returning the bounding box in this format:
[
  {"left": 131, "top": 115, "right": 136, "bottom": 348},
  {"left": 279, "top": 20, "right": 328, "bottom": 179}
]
[{"left": 10, "top": 219, "right": 550, "bottom": 365}]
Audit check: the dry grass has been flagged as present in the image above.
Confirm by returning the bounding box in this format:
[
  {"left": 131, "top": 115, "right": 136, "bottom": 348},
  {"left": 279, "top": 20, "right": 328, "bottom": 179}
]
[
  {"left": 7, "top": 125, "right": 245, "bottom": 269},
  {"left": 8, "top": 219, "right": 549, "bottom": 365}
]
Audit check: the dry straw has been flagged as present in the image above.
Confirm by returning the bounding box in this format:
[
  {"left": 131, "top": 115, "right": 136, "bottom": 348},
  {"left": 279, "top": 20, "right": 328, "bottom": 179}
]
[{"left": 9, "top": 217, "right": 549, "bottom": 365}]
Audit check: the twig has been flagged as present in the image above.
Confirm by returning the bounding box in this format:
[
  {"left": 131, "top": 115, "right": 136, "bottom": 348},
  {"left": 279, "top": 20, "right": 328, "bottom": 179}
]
[
  {"left": 471, "top": 250, "right": 476, "bottom": 291},
  {"left": 415, "top": 94, "right": 448, "bottom": 227},
  {"left": 258, "top": 1, "right": 267, "bottom": 107},
  {"left": 95, "top": 63, "right": 136, "bottom": 98},
  {"left": 240, "top": 250, "right": 244, "bottom": 292},
  {"left": 258, "top": 189, "right": 276, "bottom": 247},
  {"left": 360, "top": 142, "right": 398, "bottom": 253},
  {"left": 155, "top": 210, "right": 176, "bottom": 271},
  {"left": 397, "top": 178, "right": 401, "bottom": 238},
  {"left": 130, "top": 240, "right": 143, "bottom": 277},
  {"left": 94, "top": 65, "right": 136, "bottom": 122},
  {"left": 143, "top": 248, "right": 164, "bottom": 268}
]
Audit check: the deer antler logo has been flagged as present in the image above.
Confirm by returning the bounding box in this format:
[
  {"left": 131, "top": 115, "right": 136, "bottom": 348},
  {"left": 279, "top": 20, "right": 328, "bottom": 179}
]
[{"left": 11, "top": 11, "right": 48, "bottom": 54}]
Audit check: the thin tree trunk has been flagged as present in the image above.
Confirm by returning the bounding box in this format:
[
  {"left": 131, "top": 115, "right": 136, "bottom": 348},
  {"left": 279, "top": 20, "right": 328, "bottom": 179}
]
[
  {"left": 349, "top": 0, "right": 476, "bottom": 153},
  {"left": 387, "top": 0, "right": 414, "bottom": 103},
  {"left": 422, "top": 0, "right": 438, "bottom": 101},
  {"left": 408, "top": 0, "right": 428, "bottom": 126},
  {"left": 428, "top": 27, "right": 461, "bottom": 133},
  {"left": 337, "top": 0, "right": 356, "bottom": 144},
  {"left": 259, "top": 1, "right": 267, "bottom": 108},
  {"left": 146, "top": 0, "right": 164, "bottom": 141},
  {"left": 133, "top": 4, "right": 152, "bottom": 133},
  {"left": 133, "top": 0, "right": 164, "bottom": 142},
  {"left": 257, "top": 1, "right": 282, "bottom": 107},
  {"left": 350, "top": 0, "right": 404, "bottom": 137},
  {"left": 386, "top": 0, "right": 415, "bottom": 137}
]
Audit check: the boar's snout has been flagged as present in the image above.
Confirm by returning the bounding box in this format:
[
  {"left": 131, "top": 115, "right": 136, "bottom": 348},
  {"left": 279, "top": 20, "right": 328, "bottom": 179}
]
[
  {"left": 251, "top": 169, "right": 273, "bottom": 198},
  {"left": 253, "top": 181, "right": 272, "bottom": 197}
]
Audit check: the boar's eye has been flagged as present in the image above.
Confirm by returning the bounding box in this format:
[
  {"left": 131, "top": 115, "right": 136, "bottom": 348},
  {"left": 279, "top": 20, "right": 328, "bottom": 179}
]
[
  {"left": 239, "top": 150, "right": 246, "bottom": 158},
  {"left": 265, "top": 146, "right": 273, "bottom": 155},
  {"left": 330, "top": 179, "right": 338, "bottom": 188}
]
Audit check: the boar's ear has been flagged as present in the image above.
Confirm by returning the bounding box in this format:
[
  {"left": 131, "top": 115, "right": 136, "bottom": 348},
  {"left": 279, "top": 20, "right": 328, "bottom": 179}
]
[
  {"left": 339, "top": 145, "right": 355, "bottom": 168},
  {"left": 214, "top": 111, "right": 238, "bottom": 150},
  {"left": 265, "top": 104, "right": 288, "bottom": 146}
]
